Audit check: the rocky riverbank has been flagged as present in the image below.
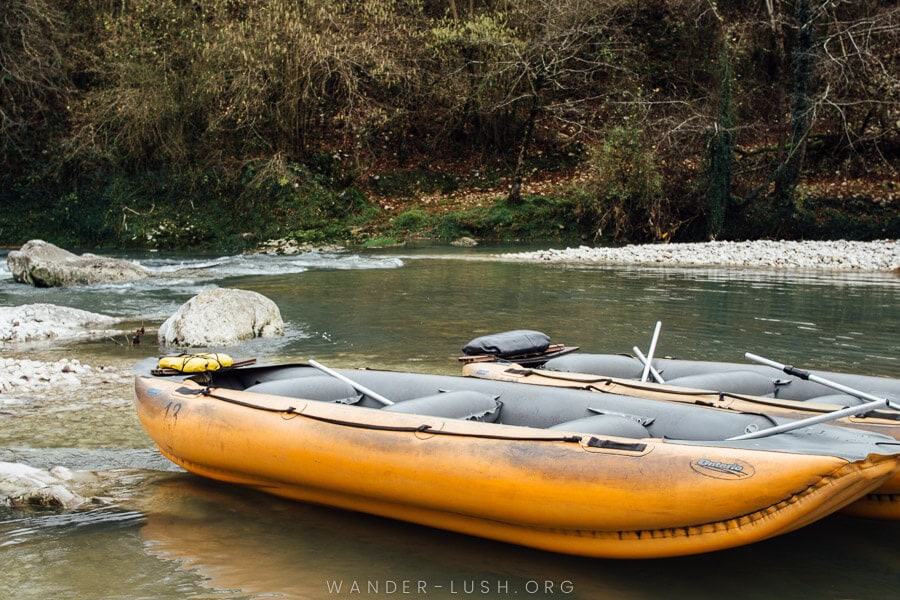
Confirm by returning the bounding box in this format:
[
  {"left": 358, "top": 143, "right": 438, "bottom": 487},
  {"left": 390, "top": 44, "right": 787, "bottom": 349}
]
[
  {"left": 0, "top": 356, "right": 128, "bottom": 396},
  {"left": 499, "top": 239, "right": 900, "bottom": 272},
  {"left": 1, "top": 356, "right": 135, "bottom": 508}
]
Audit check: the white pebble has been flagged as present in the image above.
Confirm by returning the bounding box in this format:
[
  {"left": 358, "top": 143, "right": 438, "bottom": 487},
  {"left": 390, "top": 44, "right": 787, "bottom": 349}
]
[{"left": 499, "top": 240, "right": 898, "bottom": 271}]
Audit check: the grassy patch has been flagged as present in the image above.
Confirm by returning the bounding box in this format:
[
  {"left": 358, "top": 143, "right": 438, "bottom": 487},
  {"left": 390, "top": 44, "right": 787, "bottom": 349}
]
[{"left": 429, "top": 195, "right": 581, "bottom": 242}]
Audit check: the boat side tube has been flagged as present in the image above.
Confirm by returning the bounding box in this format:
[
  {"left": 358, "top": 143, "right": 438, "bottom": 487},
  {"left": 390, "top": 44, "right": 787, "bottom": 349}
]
[
  {"left": 543, "top": 354, "right": 900, "bottom": 402},
  {"left": 549, "top": 415, "right": 650, "bottom": 438},
  {"left": 664, "top": 371, "right": 782, "bottom": 397},
  {"left": 193, "top": 364, "right": 894, "bottom": 450},
  {"left": 244, "top": 376, "right": 363, "bottom": 405},
  {"left": 382, "top": 391, "right": 502, "bottom": 422}
]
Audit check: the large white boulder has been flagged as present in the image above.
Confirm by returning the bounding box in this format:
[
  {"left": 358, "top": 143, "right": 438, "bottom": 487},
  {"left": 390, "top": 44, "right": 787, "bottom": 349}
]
[
  {"left": 7, "top": 239, "right": 150, "bottom": 287},
  {"left": 158, "top": 288, "right": 284, "bottom": 347},
  {"left": 0, "top": 303, "right": 120, "bottom": 343}
]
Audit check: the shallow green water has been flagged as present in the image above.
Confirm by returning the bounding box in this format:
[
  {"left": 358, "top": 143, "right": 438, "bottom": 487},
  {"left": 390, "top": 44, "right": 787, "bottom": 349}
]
[{"left": 1, "top": 247, "right": 898, "bottom": 598}]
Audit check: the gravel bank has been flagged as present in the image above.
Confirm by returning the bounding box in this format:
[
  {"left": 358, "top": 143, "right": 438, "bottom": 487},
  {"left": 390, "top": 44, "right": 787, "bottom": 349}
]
[
  {"left": 0, "top": 356, "right": 129, "bottom": 396},
  {"left": 499, "top": 240, "right": 899, "bottom": 272},
  {"left": 0, "top": 356, "right": 138, "bottom": 508}
]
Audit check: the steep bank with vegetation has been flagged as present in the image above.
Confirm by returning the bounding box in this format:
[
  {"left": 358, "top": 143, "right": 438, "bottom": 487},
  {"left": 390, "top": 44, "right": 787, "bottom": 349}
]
[{"left": 2, "top": 1, "right": 898, "bottom": 251}]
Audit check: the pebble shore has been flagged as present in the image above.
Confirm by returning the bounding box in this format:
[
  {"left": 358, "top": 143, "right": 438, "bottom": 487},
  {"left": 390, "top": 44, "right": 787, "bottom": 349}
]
[
  {"left": 1, "top": 357, "right": 132, "bottom": 508},
  {"left": 499, "top": 239, "right": 900, "bottom": 272},
  {"left": 0, "top": 356, "right": 128, "bottom": 396}
]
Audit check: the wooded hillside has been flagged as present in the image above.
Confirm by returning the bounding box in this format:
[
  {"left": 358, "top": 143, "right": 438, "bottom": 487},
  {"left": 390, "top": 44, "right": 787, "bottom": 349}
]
[{"left": 2, "top": 1, "right": 898, "bottom": 249}]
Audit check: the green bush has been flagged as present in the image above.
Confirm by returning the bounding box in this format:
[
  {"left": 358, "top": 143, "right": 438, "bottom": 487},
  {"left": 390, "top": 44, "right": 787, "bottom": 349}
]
[
  {"left": 391, "top": 209, "right": 433, "bottom": 233},
  {"left": 431, "top": 195, "right": 578, "bottom": 242},
  {"left": 573, "top": 128, "right": 671, "bottom": 243}
]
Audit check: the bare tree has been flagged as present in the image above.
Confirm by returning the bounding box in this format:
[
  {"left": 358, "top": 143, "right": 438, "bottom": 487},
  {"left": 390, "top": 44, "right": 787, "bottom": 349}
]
[
  {"left": 745, "top": 1, "right": 899, "bottom": 230},
  {"left": 658, "top": 1, "right": 899, "bottom": 237},
  {"left": 814, "top": 3, "right": 900, "bottom": 167},
  {"left": 0, "top": 0, "right": 72, "bottom": 167},
  {"left": 501, "top": 0, "right": 631, "bottom": 204}
]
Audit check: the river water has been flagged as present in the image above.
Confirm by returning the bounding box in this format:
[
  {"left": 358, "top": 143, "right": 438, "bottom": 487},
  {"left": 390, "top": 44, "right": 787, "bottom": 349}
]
[{"left": 1, "top": 245, "right": 899, "bottom": 599}]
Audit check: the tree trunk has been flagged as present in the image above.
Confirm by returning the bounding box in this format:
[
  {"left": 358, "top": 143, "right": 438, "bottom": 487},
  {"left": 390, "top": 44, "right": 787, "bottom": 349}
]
[
  {"left": 507, "top": 95, "right": 539, "bottom": 206},
  {"left": 706, "top": 50, "right": 734, "bottom": 240},
  {"left": 773, "top": 0, "right": 814, "bottom": 228}
]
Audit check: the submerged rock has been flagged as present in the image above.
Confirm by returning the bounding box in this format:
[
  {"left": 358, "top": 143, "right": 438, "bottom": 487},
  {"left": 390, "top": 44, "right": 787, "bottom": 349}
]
[
  {"left": 7, "top": 239, "right": 150, "bottom": 287},
  {"left": 157, "top": 288, "right": 284, "bottom": 347},
  {"left": 0, "top": 462, "right": 90, "bottom": 509},
  {"left": 451, "top": 236, "right": 478, "bottom": 247}
]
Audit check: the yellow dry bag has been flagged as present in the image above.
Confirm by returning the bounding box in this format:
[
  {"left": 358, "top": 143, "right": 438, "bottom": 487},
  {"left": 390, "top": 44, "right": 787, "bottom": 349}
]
[{"left": 158, "top": 353, "right": 234, "bottom": 373}]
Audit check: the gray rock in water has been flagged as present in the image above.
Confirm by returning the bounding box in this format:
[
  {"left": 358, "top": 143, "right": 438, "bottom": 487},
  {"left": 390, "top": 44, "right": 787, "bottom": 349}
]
[
  {"left": 158, "top": 288, "right": 285, "bottom": 347},
  {"left": 0, "top": 462, "right": 88, "bottom": 509},
  {"left": 6, "top": 239, "right": 151, "bottom": 287},
  {"left": 451, "top": 237, "right": 478, "bottom": 247}
]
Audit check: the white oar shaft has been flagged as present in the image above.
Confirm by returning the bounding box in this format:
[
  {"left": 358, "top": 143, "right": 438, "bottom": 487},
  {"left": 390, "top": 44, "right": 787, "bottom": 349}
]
[
  {"left": 308, "top": 359, "right": 395, "bottom": 406},
  {"left": 633, "top": 347, "right": 666, "bottom": 383},
  {"left": 744, "top": 352, "right": 892, "bottom": 405},
  {"left": 640, "top": 321, "right": 662, "bottom": 382},
  {"left": 727, "top": 398, "right": 895, "bottom": 440}
]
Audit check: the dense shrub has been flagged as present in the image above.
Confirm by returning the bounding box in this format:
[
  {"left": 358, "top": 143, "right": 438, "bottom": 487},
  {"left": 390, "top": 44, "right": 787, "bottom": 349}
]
[{"left": 572, "top": 128, "right": 672, "bottom": 243}]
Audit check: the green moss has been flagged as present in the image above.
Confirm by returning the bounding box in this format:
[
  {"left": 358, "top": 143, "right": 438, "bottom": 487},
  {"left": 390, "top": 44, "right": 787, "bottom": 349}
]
[
  {"left": 391, "top": 209, "right": 434, "bottom": 233},
  {"left": 431, "top": 195, "right": 580, "bottom": 242}
]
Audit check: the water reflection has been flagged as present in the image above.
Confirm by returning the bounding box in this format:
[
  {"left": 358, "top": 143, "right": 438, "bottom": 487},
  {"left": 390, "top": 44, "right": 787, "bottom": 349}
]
[
  {"left": 133, "top": 474, "right": 900, "bottom": 600},
  {"left": 2, "top": 468, "right": 898, "bottom": 600},
  {"left": 0, "top": 470, "right": 190, "bottom": 599},
  {"left": 238, "top": 257, "right": 899, "bottom": 377}
]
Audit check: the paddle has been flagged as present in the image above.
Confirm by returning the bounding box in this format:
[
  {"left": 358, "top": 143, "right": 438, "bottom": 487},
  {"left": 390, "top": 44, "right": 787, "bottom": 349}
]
[
  {"left": 632, "top": 346, "right": 666, "bottom": 383},
  {"left": 727, "top": 398, "right": 898, "bottom": 440},
  {"left": 727, "top": 352, "right": 899, "bottom": 440},
  {"left": 744, "top": 352, "right": 898, "bottom": 405},
  {"left": 639, "top": 321, "right": 663, "bottom": 383},
  {"left": 308, "top": 359, "right": 395, "bottom": 406}
]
